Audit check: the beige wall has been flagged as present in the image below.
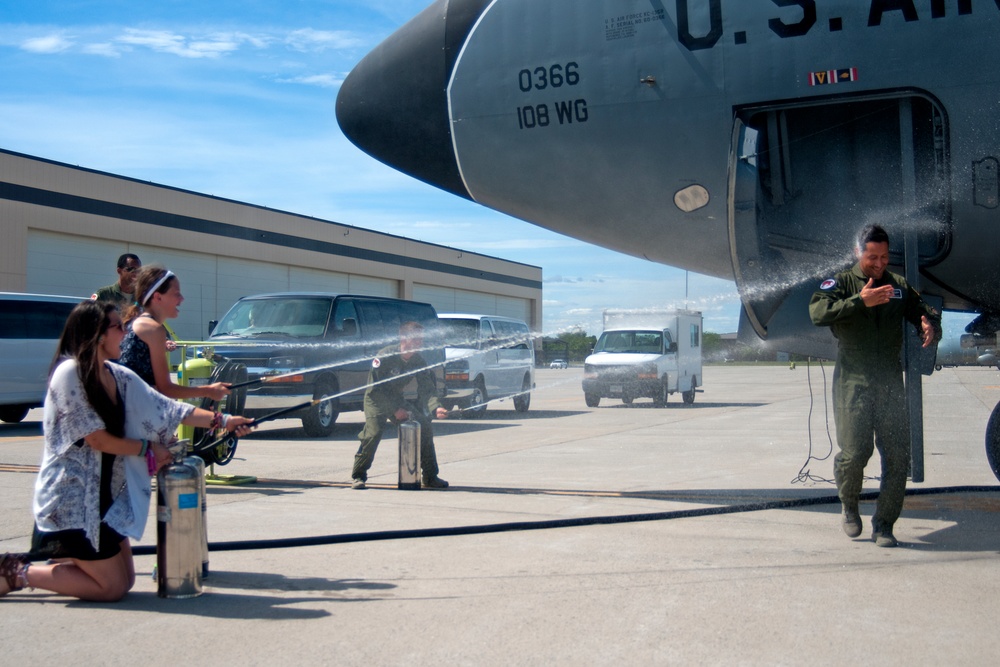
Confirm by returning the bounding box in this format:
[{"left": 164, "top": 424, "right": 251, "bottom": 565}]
[{"left": 1, "top": 149, "right": 542, "bottom": 341}]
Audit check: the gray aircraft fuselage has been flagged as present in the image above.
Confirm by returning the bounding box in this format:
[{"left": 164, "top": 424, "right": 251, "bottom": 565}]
[{"left": 337, "top": 0, "right": 1000, "bottom": 358}]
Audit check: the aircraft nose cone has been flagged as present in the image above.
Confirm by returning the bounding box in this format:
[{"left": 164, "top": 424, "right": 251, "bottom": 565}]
[{"left": 337, "top": 0, "right": 485, "bottom": 201}]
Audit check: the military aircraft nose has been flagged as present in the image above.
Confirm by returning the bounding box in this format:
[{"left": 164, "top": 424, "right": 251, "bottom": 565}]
[{"left": 336, "top": 0, "right": 487, "bottom": 201}]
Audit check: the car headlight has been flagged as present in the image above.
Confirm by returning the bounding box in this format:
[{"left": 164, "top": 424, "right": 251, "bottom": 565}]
[
  {"left": 268, "top": 356, "right": 302, "bottom": 369},
  {"left": 637, "top": 363, "right": 658, "bottom": 380},
  {"left": 445, "top": 359, "right": 470, "bottom": 382}
]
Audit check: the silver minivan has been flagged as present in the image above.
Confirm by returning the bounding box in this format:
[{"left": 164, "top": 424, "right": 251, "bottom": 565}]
[
  {"left": 0, "top": 293, "right": 81, "bottom": 423},
  {"left": 439, "top": 313, "right": 535, "bottom": 418}
]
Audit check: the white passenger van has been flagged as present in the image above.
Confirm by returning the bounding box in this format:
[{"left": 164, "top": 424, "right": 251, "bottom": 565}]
[
  {"left": 438, "top": 313, "right": 535, "bottom": 417},
  {"left": 0, "top": 293, "right": 81, "bottom": 423}
]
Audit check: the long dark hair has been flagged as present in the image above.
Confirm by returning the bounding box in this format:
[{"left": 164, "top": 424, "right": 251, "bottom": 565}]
[
  {"left": 52, "top": 300, "right": 119, "bottom": 424},
  {"left": 123, "top": 264, "right": 175, "bottom": 324}
]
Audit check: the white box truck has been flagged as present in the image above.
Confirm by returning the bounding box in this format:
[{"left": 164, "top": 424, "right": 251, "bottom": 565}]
[{"left": 583, "top": 309, "right": 702, "bottom": 407}]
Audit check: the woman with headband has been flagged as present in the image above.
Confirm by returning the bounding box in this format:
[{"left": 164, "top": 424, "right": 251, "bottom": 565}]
[{"left": 119, "top": 265, "right": 230, "bottom": 402}]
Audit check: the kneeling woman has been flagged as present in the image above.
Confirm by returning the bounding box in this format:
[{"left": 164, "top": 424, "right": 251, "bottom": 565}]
[{"left": 0, "top": 301, "right": 252, "bottom": 602}]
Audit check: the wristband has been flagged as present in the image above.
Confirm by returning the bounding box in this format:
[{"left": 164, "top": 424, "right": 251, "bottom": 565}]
[
  {"left": 210, "top": 412, "right": 223, "bottom": 429},
  {"left": 138, "top": 439, "right": 148, "bottom": 457},
  {"left": 221, "top": 413, "right": 231, "bottom": 429}
]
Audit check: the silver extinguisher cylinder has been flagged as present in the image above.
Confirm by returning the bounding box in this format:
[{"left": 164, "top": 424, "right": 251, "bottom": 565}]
[
  {"left": 183, "top": 455, "right": 209, "bottom": 579},
  {"left": 157, "top": 451, "right": 204, "bottom": 598},
  {"left": 398, "top": 417, "right": 421, "bottom": 490}
]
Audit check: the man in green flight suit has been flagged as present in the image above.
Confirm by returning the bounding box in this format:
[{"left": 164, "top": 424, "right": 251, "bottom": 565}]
[
  {"left": 91, "top": 253, "right": 141, "bottom": 310},
  {"left": 809, "top": 224, "right": 939, "bottom": 547},
  {"left": 351, "top": 321, "right": 450, "bottom": 490}
]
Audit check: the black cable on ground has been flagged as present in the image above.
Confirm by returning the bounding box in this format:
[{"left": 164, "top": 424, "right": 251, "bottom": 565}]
[
  {"left": 791, "top": 357, "right": 836, "bottom": 485},
  {"left": 130, "top": 484, "right": 1000, "bottom": 556}
]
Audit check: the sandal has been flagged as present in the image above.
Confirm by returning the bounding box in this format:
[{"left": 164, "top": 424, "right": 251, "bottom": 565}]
[{"left": 0, "top": 553, "right": 29, "bottom": 597}]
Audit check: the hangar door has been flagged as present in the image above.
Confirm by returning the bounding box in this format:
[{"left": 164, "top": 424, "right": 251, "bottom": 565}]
[
  {"left": 27, "top": 230, "right": 396, "bottom": 341},
  {"left": 413, "top": 283, "right": 533, "bottom": 326}
]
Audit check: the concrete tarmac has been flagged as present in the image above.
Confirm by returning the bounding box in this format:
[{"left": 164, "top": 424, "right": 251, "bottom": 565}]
[{"left": 2, "top": 365, "right": 999, "bottom": 665}]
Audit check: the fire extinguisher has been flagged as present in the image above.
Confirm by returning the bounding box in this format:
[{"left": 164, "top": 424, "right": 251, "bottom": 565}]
[
  {"left": 183, "top": 454, "right": 209, "bottom": 579},
  {"left": 157, "top": 445, "right": 203, "bottom": 598},
  {"left": 398, "top": 412, "right": 421, "bottom": 490}
]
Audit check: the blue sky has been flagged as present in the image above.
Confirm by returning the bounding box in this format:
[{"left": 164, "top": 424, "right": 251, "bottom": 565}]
[
  {"left": 0, "top": 0, "right": 743, "bottom": 336},
  {"left": 2, "top": 2, "right": 973, "bottom": 339}
]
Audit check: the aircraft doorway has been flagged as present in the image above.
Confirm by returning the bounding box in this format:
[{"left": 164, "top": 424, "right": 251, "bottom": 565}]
[{"left": 729, "top": 92, "right": 950, "bottom": 354}]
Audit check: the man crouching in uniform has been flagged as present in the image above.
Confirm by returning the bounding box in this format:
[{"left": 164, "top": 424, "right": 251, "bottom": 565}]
[
  {"left": 809, "top": 224, "right": 939, "bottom": 547},
  {"left": 351, "top": 321, "right": 450, "bottom": 490}
]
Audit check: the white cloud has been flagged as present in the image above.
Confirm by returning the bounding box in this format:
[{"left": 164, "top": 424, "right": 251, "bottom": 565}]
[
  {"left": 277, "top": 73, "right": 344, "bottom": 88},
  {"left": 21, "top": 34, "right": 73, "bottom": 53},
  {"left": 81, "top": 42, "right": 122, "bottom": 57},
  {"left": 8, "top": 24, "right": 365, "bottom": 62},
  {"left": 115, "top": 29, "right": 250, "bottom": 59},
  {"left": 286, "top": 28, "right": 362, "bottom": 52}
]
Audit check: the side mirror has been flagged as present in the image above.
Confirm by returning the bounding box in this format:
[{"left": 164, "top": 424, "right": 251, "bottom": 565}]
[
  {"left": 208, "top": 320, "right": 218, "bottom": 336},
  {"left": 668, "top": 342, "right": 677, "bottom": 353}
]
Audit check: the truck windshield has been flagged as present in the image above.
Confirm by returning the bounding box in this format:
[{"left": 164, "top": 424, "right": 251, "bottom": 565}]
[
  {"left": 439, "top": 319, "right": 480, "bottom": 348},
  {"left": 213, "top": 297, "right": 331, "bottom": 338},
  {"left": 594, "top": 331, "right": 662, "bottom": 354}
]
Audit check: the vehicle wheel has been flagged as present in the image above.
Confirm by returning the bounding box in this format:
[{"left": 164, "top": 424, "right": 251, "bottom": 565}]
[
  {"left": 0, "top": 405, "right": 29, "bottom": 423},
  {"left": 652, "top": 381, "right": 668, "bottom": 408},
  {"left": 683, "top": 378, "right": 697, "bottom": 405},
  {"left": 463, "top": 378, "right": 488, "bottom": 419},
  {"left": 987, "top": 400, "right": 1000, "bottom": 483},
  {"left": 935, "top": 364, "right": 942, "bottom": 371},
  {"left": 302, "top": 377, "right": 340, "bottom": 437},
  {"left": 513, "top": 375, "right": 531, "bottom": 413},
  {"left": 585, "top": 393, "right": 600, "bottom": 408},
  {"left": 622, "top": 394, "right": 634, "bottom": 406}
]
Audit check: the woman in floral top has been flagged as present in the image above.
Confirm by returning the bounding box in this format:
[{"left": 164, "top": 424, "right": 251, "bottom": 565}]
[{"left": 0, "top": 301, "right": 252, "bottom": 602}]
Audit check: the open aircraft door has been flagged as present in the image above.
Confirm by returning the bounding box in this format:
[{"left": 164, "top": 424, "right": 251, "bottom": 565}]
[{"left": 728, "top": 92, "right": 950, "bottom": 480}]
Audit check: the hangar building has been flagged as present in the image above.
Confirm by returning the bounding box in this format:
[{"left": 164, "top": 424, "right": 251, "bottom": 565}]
[{"left": 0, "top": 149, "right": 542, "bottom": 342}]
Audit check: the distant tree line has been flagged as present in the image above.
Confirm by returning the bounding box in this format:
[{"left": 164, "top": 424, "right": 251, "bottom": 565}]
[{"left": 540, "top": 331, "right": 596, "bottom": 365}]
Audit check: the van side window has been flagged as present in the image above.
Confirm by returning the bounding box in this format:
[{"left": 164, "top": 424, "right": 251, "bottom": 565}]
[
  {"left": 376, "top": 302, "right": 402, "bottom": 343},
  {"left": 302, "top": 299, "right": 332, "bottom": 336},
  {"left": 690, "top": 324, "right": 700, "bottom": 348},
  {"left": 480, "top": 320, "right": 495, "bottom": 348},
  {"left": 356, "top": 301, "right": 387, "bottom": 350},
  {"left": 491, "top": 320, "right": 529, "bottom": 349},
  {"left": 331, "top": 300, "right": 360, "bottom": 339},
  {"left": 0, "top": 300, "right": 76, "bottom": 339},
  {"left": 0, "top": 302, "right": 26, "bottom": 339}
]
